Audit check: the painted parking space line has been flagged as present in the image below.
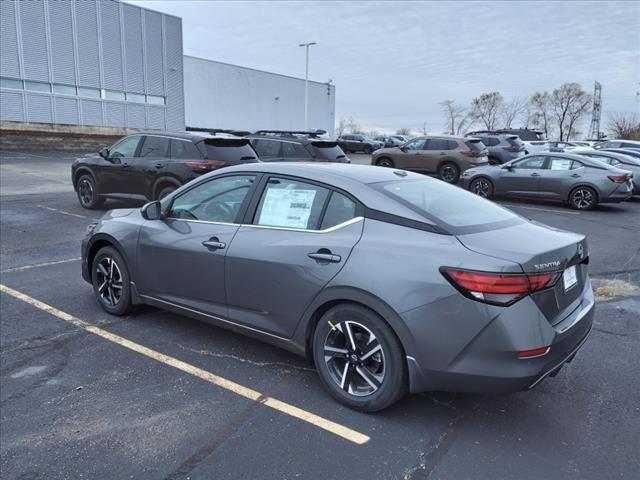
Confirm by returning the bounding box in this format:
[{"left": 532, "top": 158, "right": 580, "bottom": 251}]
[
  {"left": 0, "top": 257, "right": 81, "bottom": 274},
  {"left": 500, "top": 203, "right": 581, "bottom": 215},
  {"left": 37, "top": 205, "right": 94, "bottom": 220},
  {"left": 0, "top": 283, "right": 370, "bottom": 445}
]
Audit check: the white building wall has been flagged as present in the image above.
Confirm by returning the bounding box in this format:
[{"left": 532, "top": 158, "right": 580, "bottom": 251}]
[{"left": 184, "top": 55, "right": 335, "bottom": 133}]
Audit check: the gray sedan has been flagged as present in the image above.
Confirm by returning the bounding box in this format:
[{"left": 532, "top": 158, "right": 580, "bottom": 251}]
[
  {"left": 82, "top": 162, "right": 594, "bottom": 411},
  {"left": 573, "top": 150, "right": 640, "bottom": 194},
  {"left": 461, "top": 152, "right": 634, "bottom": 209}
]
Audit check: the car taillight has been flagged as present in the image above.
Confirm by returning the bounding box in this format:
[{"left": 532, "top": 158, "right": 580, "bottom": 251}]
[
  {"left": 461, "top": 150, "right": 481, "bottom": 157},
  {"left": 518, "top": 347, "right": 550, "bottom": 359},
  {"left": 531, "top": 141, "right": 546, "bottom": 145},
  {"left": 441, "top": 268, "right": 560, "bottom": 306},
  {"left": 608, "top": 175, "right": 629, "bottom": 183},
  {"left": 185, "top": 159, "right": 226, "bottom": 172},
  {"left": 502, "top": 146, "right": 515, "bottom": 152}
]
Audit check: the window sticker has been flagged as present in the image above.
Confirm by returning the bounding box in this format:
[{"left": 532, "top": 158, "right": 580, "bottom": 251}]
[{"left": 259, "top": 188, "right": 317, "bottom": 229}]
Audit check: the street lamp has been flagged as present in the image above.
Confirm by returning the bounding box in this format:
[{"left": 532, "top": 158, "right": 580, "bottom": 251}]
[{"left": 299, "top": 42, "right": 317, "bottom": 131}]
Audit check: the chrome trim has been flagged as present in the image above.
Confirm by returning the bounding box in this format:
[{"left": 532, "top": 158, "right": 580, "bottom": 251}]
[
  {"left": 165, "top": 216, "right": 364, "bottom": 233},
  {"left": 528, "top": 324, "right": 593, "bottom": 389},
  {"left": 139, "top": 294, "right": 289, "bottom": 341},
  {"left": 556, "top": 296, "right": 595, "bottom": 334}
]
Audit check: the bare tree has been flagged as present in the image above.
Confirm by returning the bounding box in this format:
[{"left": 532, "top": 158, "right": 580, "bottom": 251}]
[
  {"left": 396, "top": 127, "right": 411, "bottom": 136},
  {"left": 368, "top": 130, "right": 379, "bottom": 138},
  {"left": 549, "top": 83, "right": 592, "bottom": 141},
  {"left": 529, "top": 91, "right": 551, "bottom": 138},
  {"left": 608, "top": 112, "right": 640, "bottom": 140},
  {"left": 500, "top": 97, "right": 528, "bottom": 128},
  {"left": 471, "top": 92, "right": 504, "bottom": 130},
  {"left": 440, "top": 100, "right": 471, "bottom": 135},
  {"left": 344, "top": 117, "right": 362, "bottom": 134},
  {"left": 335, "top": 118, "right": 348, "bottom": 137}
]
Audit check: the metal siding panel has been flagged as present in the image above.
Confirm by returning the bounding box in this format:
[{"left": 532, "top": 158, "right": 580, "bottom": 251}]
[
  {"left": 0, "top": 0, "right": 21, "bottom": 78},
  {"left": 26, "top": 94, "right": 53, "bottom": 123},
  {"left": 127, "top": 103, "right": 145, "bottom": 128},
  {"left": 19, "top": 0, "right": 50, "bottom": 81},
  {"left": 164, "top": 15, "right": 184, "bottom": 131},
  {"left": 104, "top": 101, "right": 125, "bottom": 127},
  {"left": 123, "top": 4, "right": 144, "bottom": 93},
  {"left": 100, "top": 0, "right": 123, "bottom": 90},
  {"left": 74, "top": 0, "right": 100, "bottom": 87},
  {"left": 146, "top": 105, "right": 164, "bottom": 130},
  {"left": 48, "top": 0, "right": 76, "bottom": 85},
  {"left": 144, "top": 10, "right": 164, "bottom": 95},
  {"left": 0, "top": 90, "right": 25, "bottom": 122},
  {"left": 80, "top": 99, "right": 103, "bottom": 126},
  {"left": 53, "top": 96, "right": 79, "bottom": 125}
]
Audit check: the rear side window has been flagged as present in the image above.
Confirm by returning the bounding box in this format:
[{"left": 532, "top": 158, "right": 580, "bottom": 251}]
[
  {"left": 110, "top": 136, "right": 141, "bottom": 158},
  {"left": 254, "top": 178, "right": 329, "bottom": 230},
  {"left": 320, "top": 192, "right": 357, "bottom": 229},
  {"left": 378, "top": 179, "right": 519, "bottom": 230},
  {"left": 465, "top": 139, "right": 485, "bottom": 151},
  {"left": 171, "top": 139, "right": 201, "bottom": 159},
  {"left": 197, "top": 139, "right": 257, "bottom": 163},
  {"left": 253, "top": 139, "right": 281, "bottom": 159},
  {"left": 139, "top": 136, "right": 170, "bottom": 158},
  {"left": 282, "top": 142, "right": 311, "bottom": 159}
]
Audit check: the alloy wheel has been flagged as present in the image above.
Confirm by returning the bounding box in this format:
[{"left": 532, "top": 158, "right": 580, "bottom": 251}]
[
  {"left": 440, "top": 165, "right": 458, "bottom": 183},
  {"left": 323, "top": 320, "right": 385, "bottom": 397},
  {"left": 471, "top": 179, "right": 491, "bottom": 197},
  {"left": 78, "top": 178, "right": 94, "bottom": 206},
  {"left": 96, "top": 256, "right": 123, "bottom": 307},
  {"left": 572, "top": 188, "right": 594, "bottom": 209},
  {"left": 377, "top": 159, "right": 393, "bottom": 168}
]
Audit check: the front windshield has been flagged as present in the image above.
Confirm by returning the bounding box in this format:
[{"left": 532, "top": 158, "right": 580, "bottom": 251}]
[{"left": 376, "top": 178, "right": 522, "bottom": 232}]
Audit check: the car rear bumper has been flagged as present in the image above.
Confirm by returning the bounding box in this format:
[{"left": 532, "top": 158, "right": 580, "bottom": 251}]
[{"left": 403, "top": 278, "right": 595, "bottom": 394}]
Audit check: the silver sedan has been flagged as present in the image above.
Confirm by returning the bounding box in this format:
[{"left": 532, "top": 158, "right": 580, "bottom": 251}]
[{"left": 460, "top": 152, "right": 634, "bottom": 209}]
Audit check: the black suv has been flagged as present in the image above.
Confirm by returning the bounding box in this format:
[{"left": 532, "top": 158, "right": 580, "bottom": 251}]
[
  {"left": 72, "top": 132, "right": 258, "bottom": 209},
  {"left": 248, "top": 130, "right": 350, "bottom": 163},
  {"left": 337, "top": 134, "right": 384, "bottom": 154}
]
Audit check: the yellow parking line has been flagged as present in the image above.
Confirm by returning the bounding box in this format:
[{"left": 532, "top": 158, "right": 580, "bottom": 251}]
[
  {"left": 0, "top": 283, "right": 370, "bottom": 445},
  {"left": 37, "top": 205, "right": 91, "bottom": 219},
  {"left": 1, "top": 257, "right": 81, "bottom": 273}
]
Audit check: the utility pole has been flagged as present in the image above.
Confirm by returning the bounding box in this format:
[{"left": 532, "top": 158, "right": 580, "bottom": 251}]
[{"left": 299, "top": 42, "right": 317, "bottom": 131}]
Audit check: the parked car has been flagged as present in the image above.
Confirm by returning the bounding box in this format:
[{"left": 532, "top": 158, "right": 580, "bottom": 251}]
[
  {"left": 337, "top": 135, "right": 384, "bottom": 154},
  {"left": 374, "top": 136, "right": 404, "bottom": 148},
  {"left": 469, "top": 129, "right": 548, "bottom": 154},
  {"left": 547, "top": 141, "right": 590, "bottom": 152},
  {"left": 72, "top": 132, "right": 259, "bottom": 209},
  {"left": 465, "top": 133, "right": 525, "bottom": 164},
  {"left": 461, "top": 152, "right": 633, "bottom": 209},
  {"left": 574, "top": 150, "right": 640, "bottom": 194},
  {"left": 371, "top": 135, "right": 488, "bottom": 183},
  {"left": 82, "top": 162, "right": 594, "bottom": 411},
  {"left": 601, "top": 148, "right": 640, "bottom": 160},
  {"left": 248, "top": 131, "right": 349, "bottom": 163},
  {"left": 390, "top": 135, "right": 410, "bottom": 143},
  {"left": 594, "top": 139, "right": 640, "bottom": 152}
]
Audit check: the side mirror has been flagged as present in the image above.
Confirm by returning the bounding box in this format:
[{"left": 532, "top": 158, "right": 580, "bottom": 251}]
[
  {"left": 503, "top": 164, "right": 514, "bottom": 171},
  {"left": 141, "top": 201, "right": 162, "bottom": 220},
  {"left": 400, "top": 146, "right": 407, "bottom": 152},
  {"left": 99, "top": 147, "right": 110, "bottom": 159}
]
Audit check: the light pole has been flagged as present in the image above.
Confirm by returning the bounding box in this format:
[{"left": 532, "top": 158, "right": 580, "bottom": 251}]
[{"left": 299, "top": 42, "right": 316, "bottom": 131}]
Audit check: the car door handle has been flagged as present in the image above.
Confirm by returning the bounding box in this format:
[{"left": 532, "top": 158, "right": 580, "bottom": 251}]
[
  {"left": 530, "top": 172, "right": 540, "bottom": 177},
  {"left": 202, "top": 238, "right": 226, "bottom": 250},
  {"left": 308, "top": 252, "right": 341, "bottom": 263},
  {"left": 571, "top": 173, "right": 581, "bottom": 177}
]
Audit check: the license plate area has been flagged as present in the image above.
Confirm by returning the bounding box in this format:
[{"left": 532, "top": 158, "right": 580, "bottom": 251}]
[{"left": 563, "top": 265, "right": 577, "bottom": 292}]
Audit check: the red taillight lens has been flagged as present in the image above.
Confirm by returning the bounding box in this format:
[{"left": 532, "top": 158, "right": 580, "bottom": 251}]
[
  {"left": 185, "top": 159, "right": 226, "bottom": 172},
  {"left": 607, "top": 175, "right": 628, "bottom": 183},
  {"left": 441, "top": 268, "right": 560, "bottom": 306},
  {"left": 518, "top": 347, "right": 550, "bottom": 359},
  {"left": 531, "top": 141, "right": 546, "bottom": 145},
  {"left": 461, "top": 150, "right": 480, "bottom": 157},
  {"left": 502, "top": 146, "right": 515, "bottom": 152}
]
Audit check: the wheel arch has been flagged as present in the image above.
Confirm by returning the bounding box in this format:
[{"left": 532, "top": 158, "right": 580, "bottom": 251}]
[
  {"left": 73, "top": 167, "right": 97, "bottom": 191},
  {"left": 86, "top": 233, "right": 134, "bottom": 284},
  {"left": 151, "top": 176, "right": 182, "bottom": 200}
]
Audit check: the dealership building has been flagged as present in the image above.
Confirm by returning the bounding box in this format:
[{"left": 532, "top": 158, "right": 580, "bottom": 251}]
[{"left": 0, "top": 0, "right": 335, "bottom": 135}]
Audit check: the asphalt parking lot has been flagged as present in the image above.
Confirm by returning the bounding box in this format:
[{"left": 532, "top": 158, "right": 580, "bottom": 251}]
[{"left": 1, "top": 150, "right": 639, "bottom": 480}]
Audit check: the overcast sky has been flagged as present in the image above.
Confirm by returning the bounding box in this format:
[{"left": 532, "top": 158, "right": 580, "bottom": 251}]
[{"left": 129, "top": 0, "right": 639, "bottom": 135}]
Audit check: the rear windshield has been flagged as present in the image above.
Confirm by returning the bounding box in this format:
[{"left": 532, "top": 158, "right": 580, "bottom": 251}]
[
  {"left": 196, "top": 138, "right": 258, "bottom": 162},
  {"left": 507, "top": 136, "right": 525, "bottom": 147},
  {"left": 376, "top": 178, "right": 522, "bottom": 233},
  {"left": 516, "top": 130, "right": 546, "bottom": 141},
  {"left": 465, "top": 139, "right": 486, "bottom": 151},
  {"left": 311, "top": 142, "right": 348, "bottom": 162}
]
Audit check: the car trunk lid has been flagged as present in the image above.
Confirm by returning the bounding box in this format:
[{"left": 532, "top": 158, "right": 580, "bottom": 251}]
[{"left": 456, "top": 220, "right": 589, "bottom": 325}]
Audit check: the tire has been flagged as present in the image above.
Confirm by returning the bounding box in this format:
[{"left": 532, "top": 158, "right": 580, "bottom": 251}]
[
  {"left": 91, "top": 246, "right": 133, "bottom": 316},
  {"left": 364, "top": 145, "right": 373, "bottom": 155},
  {"left": 312, "top": 304, "right": 407, "bottom": 412},
  {"left": 438, "top": 162, "right": 460, "bottom": 184},
  {"left": 76, "top": 174, "right": 103, "bottom": 209},
  {"left": 375, "top": 157, "right": 394, "bottom": 168},
  {"left": 569, "top": 186, "right": 598, "bottom": 210},
  {"left": 469, "top": 177, "right": 494, "bottom": 198},
  {"left": 156, "top": 185, "right": 177, "bottom": 200}
]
